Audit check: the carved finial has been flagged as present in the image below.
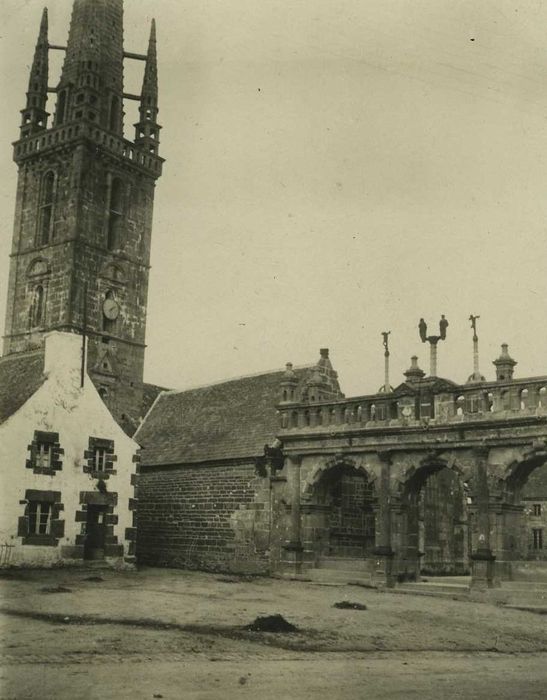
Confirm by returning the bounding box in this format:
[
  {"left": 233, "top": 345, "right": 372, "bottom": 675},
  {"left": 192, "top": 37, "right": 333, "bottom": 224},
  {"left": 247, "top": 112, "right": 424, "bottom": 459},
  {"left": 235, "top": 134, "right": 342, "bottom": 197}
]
[{"left": 469, "top": 314, "right": 480, "bottom": 341}]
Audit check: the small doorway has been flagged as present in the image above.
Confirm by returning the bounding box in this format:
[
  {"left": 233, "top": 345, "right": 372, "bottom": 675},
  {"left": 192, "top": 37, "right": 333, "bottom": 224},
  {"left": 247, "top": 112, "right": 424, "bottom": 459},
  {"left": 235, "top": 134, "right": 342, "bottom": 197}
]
[{"left": 84, "top": 505, "right": 108, "bottom": 560}]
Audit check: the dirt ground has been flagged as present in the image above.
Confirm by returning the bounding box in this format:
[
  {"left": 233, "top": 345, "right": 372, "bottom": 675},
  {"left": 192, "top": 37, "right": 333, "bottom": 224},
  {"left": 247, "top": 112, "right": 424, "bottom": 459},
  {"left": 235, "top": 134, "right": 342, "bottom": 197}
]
[{"left": 1, "top": 567, "right": 547, "bottom": 699}]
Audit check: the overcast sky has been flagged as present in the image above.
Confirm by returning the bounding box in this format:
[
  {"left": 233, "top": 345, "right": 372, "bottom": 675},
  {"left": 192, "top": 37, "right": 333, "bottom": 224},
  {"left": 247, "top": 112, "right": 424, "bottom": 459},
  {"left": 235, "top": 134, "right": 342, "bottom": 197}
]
[{"left": 2, "top": 0, "right": 547, "bottom": 396}]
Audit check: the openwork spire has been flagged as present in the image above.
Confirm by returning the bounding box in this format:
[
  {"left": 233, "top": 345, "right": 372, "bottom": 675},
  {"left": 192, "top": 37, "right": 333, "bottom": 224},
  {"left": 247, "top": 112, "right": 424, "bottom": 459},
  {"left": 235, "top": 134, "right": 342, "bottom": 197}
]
[{"left": 55, "top": 0, "right": 124, "bottom": 132}]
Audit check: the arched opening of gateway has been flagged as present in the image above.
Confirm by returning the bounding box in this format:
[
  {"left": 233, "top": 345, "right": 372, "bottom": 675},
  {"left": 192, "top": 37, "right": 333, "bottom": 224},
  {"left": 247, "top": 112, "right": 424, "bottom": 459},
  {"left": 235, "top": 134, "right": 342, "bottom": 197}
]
[
  {"left": 521, "top": 468, "right": 547, "bottom": 561},
  {"left": 502, "top": 455, "right": 547, "bottom": 567},
  {"left": 401, "top": 461, "right": 469, "bottom": 578},
  {"left": 313, "top": 464, "right": 376, "bottom": 558}
]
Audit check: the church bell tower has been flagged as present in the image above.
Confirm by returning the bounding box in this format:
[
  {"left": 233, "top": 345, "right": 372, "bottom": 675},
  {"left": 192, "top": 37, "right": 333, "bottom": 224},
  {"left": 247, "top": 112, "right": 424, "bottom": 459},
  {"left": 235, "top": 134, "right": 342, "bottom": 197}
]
[{"left": 3, "top": 0, "right": 164, "bottom": 434}]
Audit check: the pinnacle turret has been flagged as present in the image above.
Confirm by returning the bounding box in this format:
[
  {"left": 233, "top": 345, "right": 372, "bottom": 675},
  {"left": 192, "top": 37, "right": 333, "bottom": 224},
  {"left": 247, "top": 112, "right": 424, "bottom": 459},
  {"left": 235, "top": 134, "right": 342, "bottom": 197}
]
[
  {"left": 135, "top": 19, "right": 161, "bottom": 156},
  {"left": 141, "top": 19, "right": 158, "bottom": 111},
  {"left": 13, "top": 0, "right": 164, "bottom": 179},
  {"left": 20, "top": 8, "right": 49, "bottom": 137}
]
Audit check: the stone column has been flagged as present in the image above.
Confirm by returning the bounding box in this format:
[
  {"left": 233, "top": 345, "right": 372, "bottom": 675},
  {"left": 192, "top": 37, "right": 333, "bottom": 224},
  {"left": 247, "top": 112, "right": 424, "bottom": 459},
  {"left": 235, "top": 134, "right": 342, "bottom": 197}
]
[
  {"left": 404, "top": 489, "right": 421, "bottom": 581},
  {"left": 429, "top": 339, "right": 438, "bottom": 377},
  {"left": 384, "top": 351, "right": 391, "bottom": 393},
  {"left": 369, "top": 451, "right": 395, "bottom": 587},
  {"left": 281, "top": 455, "right": 303, "bottom": 575},
  {"left": 470, "top": 448, "right": 496, "bottom": 589}
]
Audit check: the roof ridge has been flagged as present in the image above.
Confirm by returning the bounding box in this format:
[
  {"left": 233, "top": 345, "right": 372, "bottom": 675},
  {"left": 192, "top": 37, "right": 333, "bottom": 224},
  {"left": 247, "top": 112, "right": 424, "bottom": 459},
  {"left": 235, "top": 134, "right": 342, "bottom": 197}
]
[
  {"left": 0, "top": 348, "right": 44, "bottom": 364},
  {"left": 158, "top": 363, "right": 314, "bottom": 397}
]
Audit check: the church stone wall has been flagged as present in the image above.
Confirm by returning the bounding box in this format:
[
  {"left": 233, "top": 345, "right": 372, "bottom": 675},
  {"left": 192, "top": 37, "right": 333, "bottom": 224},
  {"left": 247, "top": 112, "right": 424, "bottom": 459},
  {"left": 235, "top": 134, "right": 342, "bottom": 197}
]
[{"left": 137, "top": 463, "right": 272, "bottom": 574}]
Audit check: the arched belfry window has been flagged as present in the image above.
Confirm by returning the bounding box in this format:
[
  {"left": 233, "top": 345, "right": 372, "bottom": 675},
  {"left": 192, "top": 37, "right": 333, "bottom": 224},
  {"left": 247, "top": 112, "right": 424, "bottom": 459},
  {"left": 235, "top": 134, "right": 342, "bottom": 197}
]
[
  {"left": 29, "top": 285, "right": 45, "bottom": 328},
  {"left": 109, "top": 96, "right": 120, "bottom": 133},
  {"left": 107, "top": 178, "right": 123, "bottom": 250},
  {"left": 38, "top": 171, "right": 55, "bottom": 246},
  {"left": 56, "top": 90, "right": 67, "bottom": 126}
]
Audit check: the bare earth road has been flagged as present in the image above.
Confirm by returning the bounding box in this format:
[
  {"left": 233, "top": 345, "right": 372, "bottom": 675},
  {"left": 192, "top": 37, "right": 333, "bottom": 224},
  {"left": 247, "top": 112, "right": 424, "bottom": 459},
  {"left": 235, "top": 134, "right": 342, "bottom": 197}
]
[
  {"left": 1, "top": 568, "right": 547, "bottom": 700},
  {"left": 3, "top": 651, "right": 547, "bottom": 700}
]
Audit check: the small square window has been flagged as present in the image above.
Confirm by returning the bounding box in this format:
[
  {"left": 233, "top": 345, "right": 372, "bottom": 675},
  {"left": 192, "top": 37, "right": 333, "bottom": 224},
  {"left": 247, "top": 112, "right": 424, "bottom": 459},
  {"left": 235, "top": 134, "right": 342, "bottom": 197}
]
[
  {"left": 85, "top": 437, "right": 116, "bottom": 477},
  {"left": 533, "top": 504, "right": 542, "bottom": 517},
  {"left": 35, "top": 442, "right": 52, "bottom": 469},
  {"left": 26, "top": 431, "right": 63, "bottom": 475}
]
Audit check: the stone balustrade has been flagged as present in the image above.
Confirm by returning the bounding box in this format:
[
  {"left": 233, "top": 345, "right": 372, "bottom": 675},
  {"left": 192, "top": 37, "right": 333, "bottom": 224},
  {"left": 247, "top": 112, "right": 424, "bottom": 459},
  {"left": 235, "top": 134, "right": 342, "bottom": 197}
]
[
  {"left": 277, "top": 377, "right": 547, "bottom": 431},
  {"left": 13, "top": 121, "right": 163, "bottom": 176}
]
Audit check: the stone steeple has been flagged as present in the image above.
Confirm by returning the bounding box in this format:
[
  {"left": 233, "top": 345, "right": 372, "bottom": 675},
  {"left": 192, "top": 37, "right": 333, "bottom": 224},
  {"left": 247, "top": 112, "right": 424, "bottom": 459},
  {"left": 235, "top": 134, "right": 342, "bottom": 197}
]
[
  {"left": 4, "top": 0, "right": 165, "bottom": 434},
  {"left": 54, "top": 0, "right": 124, "bottom": 132}
]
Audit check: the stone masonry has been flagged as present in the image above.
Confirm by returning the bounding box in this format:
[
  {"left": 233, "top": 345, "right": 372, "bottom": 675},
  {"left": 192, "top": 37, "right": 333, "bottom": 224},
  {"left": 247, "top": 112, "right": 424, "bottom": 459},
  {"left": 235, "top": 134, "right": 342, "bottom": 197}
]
[{"left": 2, "top": 0, "right": 163, "bottom": 434}]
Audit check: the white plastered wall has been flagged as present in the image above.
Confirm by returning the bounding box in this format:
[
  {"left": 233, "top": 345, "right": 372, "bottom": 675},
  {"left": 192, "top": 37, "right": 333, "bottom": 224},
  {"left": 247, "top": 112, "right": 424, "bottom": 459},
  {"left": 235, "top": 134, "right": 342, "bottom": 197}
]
[{"left": 0, "top": 332, "right": 139, "bottom": 567}]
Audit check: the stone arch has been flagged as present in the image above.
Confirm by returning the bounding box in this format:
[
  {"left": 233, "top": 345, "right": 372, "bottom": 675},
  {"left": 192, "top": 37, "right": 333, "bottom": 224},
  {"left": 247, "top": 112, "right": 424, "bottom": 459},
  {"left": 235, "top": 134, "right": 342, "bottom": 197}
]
[
  {"left": 503, "top": 443, "right": 547, "bottom": 498},
  {"left": 397, "top": 453, "right": 466, "bottom": 496},
  {"left": 303, "top": 455, "right": 377, "bottom": 498},
  {"left": 100, "top": 262, "right": 125, "bottom": 284},
  {"left": 302, "top": 455, "right": 378, "bottom": 560},
  {"left": 27, "top": 257, "right": 50, "bottom": 278},
  {"left": 397, "top": 453, "right": 470, "bottom": 577}
]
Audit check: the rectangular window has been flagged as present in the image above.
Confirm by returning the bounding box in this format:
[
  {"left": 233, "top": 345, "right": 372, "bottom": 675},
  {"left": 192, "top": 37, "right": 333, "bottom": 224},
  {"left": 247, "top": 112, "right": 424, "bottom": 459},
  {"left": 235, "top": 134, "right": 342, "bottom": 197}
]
[
  {"left": 26, "top": 431, "right": 63, "bottom": 475},
  {"left": 28, "top": 501, "right": 52, "bottom": 535},
  {"left": 375, "top": 405, "right": 386, "bottom": 421},
  {"left": 420, "top": 400, "right": 432, "bottom": 418},
  {"left": 533, "top": 528, "right": 544, "bottom": 550},
  {"left": 466, "top": 396, "right": 480, "bottom": 414},
  {"left": 85, "top": 437, "right": 116, "bottom": 477},
  {"left": 93, "top": 447, "right": 107, "bottom": 472},
  {"left": 533, "top": 504, "right": 542, "bottom": 517},
  {"left": 35, "top": 442, "right": 52, "bottom": 469}
]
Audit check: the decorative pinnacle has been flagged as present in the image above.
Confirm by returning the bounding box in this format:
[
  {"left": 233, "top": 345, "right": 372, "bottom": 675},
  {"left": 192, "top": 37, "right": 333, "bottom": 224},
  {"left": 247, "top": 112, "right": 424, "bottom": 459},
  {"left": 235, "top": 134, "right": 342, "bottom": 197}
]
[
  {"left": 25, "top": 7, "right": 49, "bottom": 111},
  {"left": 141, "top": 19, "right": 158, "bottom": 96},
  {"left": 39, "top": 7, "right": 48, "bottom": 38},
  {"left": 467, "top": 313, "right": 484, "bottom": 383}
]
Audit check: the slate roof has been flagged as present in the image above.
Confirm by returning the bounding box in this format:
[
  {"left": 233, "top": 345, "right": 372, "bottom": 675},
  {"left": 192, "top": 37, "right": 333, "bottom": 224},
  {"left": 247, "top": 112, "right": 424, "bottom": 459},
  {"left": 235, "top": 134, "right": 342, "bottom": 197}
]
[
  {"left": 142, "top": 382, "right": 169, "bottom": 418},
  {"left": 0, "top": 350, "right": 45, "bottom": 425},
  {"left": 136, "top": 368, "right": 310, "bottom": 466}
]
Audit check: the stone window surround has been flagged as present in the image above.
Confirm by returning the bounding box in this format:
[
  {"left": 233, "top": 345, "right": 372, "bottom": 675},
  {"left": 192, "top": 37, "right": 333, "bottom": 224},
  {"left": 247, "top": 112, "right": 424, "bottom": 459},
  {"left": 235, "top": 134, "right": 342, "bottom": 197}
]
[
  {"left": 83, "top": 437, "right": 117, "bottom": 479},
  {"left": 26, "top": 430, "right": 64, "bottom": 476},
  {"left": 18, "top": 489, "right": 64, "bottom": 546},
  {"left": 74, "top": 490, "right": 124, "bottom": 558}
]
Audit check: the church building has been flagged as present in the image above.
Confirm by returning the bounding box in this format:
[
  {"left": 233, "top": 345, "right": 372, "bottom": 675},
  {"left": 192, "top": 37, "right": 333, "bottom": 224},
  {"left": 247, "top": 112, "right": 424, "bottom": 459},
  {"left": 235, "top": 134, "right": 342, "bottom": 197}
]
[
  {"left": 136, "top": 340, "right": 547, "bottom": 588},
  {"left": 2, "top": 0, "right": 164, "bottom": 437},
  {"left": 1, "top": 1, "right": 546, "bottom": 587},
  {"left": 0, "top": 0, "right": 161, "bottom": 567}
]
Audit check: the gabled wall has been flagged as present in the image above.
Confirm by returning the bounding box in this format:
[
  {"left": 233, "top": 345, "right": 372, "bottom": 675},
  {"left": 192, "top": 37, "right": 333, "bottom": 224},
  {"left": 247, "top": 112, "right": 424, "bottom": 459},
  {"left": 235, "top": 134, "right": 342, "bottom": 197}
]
[{"left": 0, "top": 332, "right": 139, "bottom": 567}]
